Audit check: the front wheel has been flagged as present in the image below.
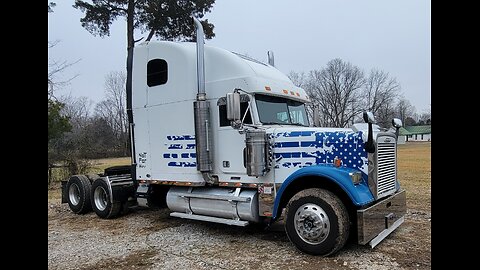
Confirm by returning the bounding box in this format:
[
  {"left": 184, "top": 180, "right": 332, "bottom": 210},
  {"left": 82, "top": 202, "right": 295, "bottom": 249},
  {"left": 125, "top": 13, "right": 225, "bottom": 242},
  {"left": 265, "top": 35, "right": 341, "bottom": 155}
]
[{"left": 284, "top": 188, "right": 349, "bottom": 256}]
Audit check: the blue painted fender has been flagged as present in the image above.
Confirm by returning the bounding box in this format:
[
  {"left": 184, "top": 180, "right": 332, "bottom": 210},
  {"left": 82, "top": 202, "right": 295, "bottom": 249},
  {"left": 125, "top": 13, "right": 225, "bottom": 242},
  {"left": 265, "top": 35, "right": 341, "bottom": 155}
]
[{"left": 272, "top": 164, "right": 375, "bottom": 219}]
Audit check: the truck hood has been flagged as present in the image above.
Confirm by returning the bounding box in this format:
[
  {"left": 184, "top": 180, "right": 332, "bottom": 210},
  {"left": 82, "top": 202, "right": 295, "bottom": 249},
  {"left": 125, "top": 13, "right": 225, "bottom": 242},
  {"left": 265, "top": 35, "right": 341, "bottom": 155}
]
[
  {"left": 263, "top": 125, "right": 370, "bottom": 174},
  {"left": 263, "top": 124, "right": 384, "bottom": 141}
]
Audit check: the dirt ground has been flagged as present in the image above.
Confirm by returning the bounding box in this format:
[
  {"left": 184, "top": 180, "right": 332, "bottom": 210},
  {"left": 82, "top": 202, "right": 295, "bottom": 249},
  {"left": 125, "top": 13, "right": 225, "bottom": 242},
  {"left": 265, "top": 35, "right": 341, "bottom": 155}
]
[{"left": 48, "top": 143, "right": 431, "bottom": 269}]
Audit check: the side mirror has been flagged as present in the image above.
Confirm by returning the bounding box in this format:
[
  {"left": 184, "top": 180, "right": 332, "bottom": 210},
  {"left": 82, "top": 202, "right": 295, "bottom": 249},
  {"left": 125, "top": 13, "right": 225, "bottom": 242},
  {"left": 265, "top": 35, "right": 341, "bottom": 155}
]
[
  {"left": 392, "top": 118, "right": 403, "bottom": 128},
  {"left": 363, "top": 111, "right": 375, "bottom": 153},
  {"left": 392, "top": 118, "right": 402, "bottom": 141},
  {"left": 226, "top": 92, "right": 241, "bottom": 121},
  {"left": 363, "top": 111, "right": 375, "bottom": 124}
]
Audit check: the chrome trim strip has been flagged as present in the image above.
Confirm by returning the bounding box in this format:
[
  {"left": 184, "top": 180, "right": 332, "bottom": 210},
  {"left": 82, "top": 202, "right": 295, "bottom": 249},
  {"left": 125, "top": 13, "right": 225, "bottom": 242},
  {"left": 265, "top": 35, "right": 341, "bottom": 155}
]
[
  {"left": 170, "top": 212, "right": 249, "bottom": 226},
  {"left": 175, "top": 192, "right": 251, "bottom": 202}
]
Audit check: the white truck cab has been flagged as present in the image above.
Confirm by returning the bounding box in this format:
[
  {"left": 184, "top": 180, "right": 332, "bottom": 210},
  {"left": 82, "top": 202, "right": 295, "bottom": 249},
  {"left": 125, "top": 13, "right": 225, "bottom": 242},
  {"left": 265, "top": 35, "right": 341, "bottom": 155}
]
[
  {"left": 62, "top": 18, "right": 406, "bottom": 256},
  {"left": 132, "top": 40, "right": 309, "bottom": 185}
]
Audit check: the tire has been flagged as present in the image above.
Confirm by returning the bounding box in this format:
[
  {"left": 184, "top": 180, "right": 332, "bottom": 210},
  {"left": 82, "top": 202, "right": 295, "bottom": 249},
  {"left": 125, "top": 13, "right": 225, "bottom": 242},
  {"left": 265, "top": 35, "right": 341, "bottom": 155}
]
[
  {"left": 66, "top": 175, "right": 92, "bottom": 214},
  {"left": 284, "top": 188, "right": 349, "bottom": 256},
  {"left": 91, "top": 178, "right": 122, "bottom": 219}
]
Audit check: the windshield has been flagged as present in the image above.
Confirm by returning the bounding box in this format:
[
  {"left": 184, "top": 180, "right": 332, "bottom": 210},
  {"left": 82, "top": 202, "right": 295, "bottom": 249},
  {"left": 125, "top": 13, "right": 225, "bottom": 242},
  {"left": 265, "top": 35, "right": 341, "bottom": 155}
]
[{"left": 255, "top": 94, "right": 309, "bottom": 126}]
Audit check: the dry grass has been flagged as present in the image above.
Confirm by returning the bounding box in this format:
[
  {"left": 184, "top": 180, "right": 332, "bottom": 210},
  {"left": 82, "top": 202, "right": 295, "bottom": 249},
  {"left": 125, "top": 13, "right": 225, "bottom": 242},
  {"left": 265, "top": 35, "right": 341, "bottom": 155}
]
[
  {"left": 48, "top": 187, "right": 62, "bottom": 201},
  {"left": 397, "top": 142, "right": 431, "bottom": 212},
  {"left": 89, "top": 157, "right": 131, "bottom": 173}
]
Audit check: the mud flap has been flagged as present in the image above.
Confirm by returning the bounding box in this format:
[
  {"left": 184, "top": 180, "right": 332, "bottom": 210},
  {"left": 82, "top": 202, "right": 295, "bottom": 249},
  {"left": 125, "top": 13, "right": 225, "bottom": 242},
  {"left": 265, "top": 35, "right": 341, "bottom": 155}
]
[{"left": 61, "top": 180, "right": 68, "bottom": 203}]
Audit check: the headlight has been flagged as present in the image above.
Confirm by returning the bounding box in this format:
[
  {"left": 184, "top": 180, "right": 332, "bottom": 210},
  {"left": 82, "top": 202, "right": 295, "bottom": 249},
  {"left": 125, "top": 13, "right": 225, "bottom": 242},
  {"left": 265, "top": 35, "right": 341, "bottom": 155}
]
[{"left": 349, "top": 171, "right": 363, "bottom": 185}]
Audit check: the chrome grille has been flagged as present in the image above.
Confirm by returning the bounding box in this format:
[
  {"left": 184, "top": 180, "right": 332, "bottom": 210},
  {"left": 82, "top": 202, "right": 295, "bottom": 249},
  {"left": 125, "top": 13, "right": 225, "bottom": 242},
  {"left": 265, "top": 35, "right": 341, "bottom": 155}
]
[{"left": 376, "top": 139, "right": 396, "bottom": 198}]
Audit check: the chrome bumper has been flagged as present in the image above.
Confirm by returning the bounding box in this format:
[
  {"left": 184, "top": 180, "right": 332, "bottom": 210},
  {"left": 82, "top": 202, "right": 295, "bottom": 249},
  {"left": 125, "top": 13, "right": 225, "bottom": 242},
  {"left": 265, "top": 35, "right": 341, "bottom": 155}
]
[{"left": 357, "top": 189, "right": 406, "bottom": 247}]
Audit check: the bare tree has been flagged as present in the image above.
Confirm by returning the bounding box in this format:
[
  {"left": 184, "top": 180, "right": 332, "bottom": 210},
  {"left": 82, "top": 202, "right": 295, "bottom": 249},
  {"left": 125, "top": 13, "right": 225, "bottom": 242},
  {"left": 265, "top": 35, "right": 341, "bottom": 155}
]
[
  {"left": 376, "top": 102, "right": 397, "bottom": 128},
  {"left": 305, "top": 59, "right": 365, "bottom": 127},
  {"left": 49, "top": 95, "right": 95, "bottom": 183},
  {"left": 396, "top": 97, "right": 415, "bottom": 125},
  {"left": 48, "top": 41, "right": 80, "bottom": 99},
  {"left": 288, "top": 71, "right": 307, "bottom": 88},
  {"left": 418, "top": 112, "right": 431, "bottom": 125},
  {"left": 288, "top": 71, "right": 316, "bottom": 124},
  {"left": 361, "top": 70, "right": 400, "bottom": 128},
  {"left": 59, "top": 95, "right": 93, "bottom": 130},
  {"left": 105, "top": 71, "right": 127, "bottom": 137},
  {"left": 95, "top": 71, "right": 129, "bottom": 155},
  {"left": 363, "top": 69, "right": 399, "bottom": 110}
]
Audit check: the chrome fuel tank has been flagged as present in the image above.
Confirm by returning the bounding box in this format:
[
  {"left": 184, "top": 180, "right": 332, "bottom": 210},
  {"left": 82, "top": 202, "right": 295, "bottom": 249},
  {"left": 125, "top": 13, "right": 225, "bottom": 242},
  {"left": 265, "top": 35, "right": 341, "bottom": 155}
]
[{"left": 166, "top": 186, "right": 259, "bottom": 222}]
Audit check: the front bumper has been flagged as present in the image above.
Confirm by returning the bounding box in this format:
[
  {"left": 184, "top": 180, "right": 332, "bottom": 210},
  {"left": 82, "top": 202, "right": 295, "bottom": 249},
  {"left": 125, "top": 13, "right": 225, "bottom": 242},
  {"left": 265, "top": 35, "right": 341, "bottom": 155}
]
[{"left": 357, "top": 189, "right": 406, "bottom": 247}]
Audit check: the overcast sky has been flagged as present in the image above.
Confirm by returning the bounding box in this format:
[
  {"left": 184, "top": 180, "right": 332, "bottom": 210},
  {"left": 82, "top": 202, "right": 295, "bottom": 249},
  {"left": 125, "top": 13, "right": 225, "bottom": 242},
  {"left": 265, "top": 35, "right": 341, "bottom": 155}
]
[{"left": 48, "top": 0, "right": 431, "bottom": 114}]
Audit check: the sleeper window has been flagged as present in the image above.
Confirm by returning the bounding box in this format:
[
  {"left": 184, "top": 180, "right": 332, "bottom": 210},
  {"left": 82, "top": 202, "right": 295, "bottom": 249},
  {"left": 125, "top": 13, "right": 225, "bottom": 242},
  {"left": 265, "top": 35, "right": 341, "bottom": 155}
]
[{"left": 147, "top": 59, "right": 168, "bottom": 87}]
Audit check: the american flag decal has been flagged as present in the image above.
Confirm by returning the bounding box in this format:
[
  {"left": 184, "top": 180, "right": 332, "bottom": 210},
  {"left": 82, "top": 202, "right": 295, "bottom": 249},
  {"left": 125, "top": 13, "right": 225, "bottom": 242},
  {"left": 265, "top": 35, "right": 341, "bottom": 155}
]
[
  {"left": 163, "top": 135, "right": 197, "bottom": 167},
  {"left": 273, "top": 131, "right": 368, "bottom": 175}
]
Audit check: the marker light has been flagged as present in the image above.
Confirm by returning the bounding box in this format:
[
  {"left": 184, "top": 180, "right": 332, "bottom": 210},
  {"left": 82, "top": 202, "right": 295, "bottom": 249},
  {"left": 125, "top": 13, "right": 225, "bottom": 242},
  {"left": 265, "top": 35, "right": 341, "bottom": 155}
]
[
  {"left": 349, "top": 171, "right": 363, "bottom": 185},
  {"left": 334, "top": 156, "right": 342, "bottom": 167}
]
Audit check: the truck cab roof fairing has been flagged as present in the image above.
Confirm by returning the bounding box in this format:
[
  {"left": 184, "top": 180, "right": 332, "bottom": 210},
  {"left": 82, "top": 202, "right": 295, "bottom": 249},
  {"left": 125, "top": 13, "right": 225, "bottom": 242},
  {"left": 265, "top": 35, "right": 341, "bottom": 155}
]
[{"left": 133, "top": 41, "right": 309, "bottom": 103}]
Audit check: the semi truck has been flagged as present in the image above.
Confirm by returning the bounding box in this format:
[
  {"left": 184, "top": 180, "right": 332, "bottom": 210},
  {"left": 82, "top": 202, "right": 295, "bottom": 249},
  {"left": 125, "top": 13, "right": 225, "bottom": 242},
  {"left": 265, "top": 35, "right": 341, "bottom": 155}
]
[{"left": 61, "top": 17, "right": 406, "bottom": 256}]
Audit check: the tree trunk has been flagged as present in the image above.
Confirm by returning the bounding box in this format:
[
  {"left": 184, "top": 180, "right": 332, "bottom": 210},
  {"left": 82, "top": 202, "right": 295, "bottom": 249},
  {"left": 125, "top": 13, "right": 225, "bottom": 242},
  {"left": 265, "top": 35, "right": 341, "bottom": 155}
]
[
  {"left": 126, "top": 0, "right": 135, "bottom": 160},
  {"left": 127, "top": 0, "right": 134, "bottom": 50}
]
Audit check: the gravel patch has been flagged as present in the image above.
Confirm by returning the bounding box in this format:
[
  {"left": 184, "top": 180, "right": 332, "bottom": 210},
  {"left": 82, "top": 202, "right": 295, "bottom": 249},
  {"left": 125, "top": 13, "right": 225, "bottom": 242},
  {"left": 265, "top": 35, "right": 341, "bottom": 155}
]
[{"left": 48, "top": 201, "right": 430, "bottom": 270}]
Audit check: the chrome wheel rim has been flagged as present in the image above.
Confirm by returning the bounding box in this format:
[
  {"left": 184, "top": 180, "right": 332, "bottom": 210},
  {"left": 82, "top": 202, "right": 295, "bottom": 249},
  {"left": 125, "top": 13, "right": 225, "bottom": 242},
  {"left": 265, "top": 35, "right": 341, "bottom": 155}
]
[
  {"left": 68, "top": 183, "right": 81, "bottom": 206},
  {"left": 293, "top": 203, "right": 330, "bottom": 245},
  {"left": 94, "top": 186, "right": 108, "bottom": 211}
]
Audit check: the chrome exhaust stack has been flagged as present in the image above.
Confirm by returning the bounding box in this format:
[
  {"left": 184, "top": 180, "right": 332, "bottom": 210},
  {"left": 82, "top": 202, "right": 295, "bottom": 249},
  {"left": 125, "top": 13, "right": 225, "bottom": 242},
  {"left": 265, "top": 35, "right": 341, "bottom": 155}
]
[
  {"left": 193, "top": 17, "right": 206, "bottom": 98},
  {"left": 192, "top": 17, "right": 215, "bottom": 184},
  {"left": 267, "top": 51, "right": 275, "bottom": 66}
]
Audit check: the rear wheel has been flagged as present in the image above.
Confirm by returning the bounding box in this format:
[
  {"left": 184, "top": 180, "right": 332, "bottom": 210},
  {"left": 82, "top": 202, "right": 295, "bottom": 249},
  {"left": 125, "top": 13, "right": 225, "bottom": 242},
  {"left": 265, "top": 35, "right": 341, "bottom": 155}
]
[
  {"left": 284, "top": 188, "right": 349, "bottom": 256},
  {"left": 66, "top": 175, "right": 92, "bottom": 214},
  {"left": 91, "top": 178, "right": 122, "bottom": 219}
]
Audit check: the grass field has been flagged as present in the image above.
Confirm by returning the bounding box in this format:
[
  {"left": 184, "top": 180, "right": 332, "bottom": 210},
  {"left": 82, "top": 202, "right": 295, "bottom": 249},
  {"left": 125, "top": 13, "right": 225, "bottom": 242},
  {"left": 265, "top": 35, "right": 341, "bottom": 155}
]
[
  {"left": 397, "top": 142, "right": 431, "bottom": 212},
  {"left": 89, "top": 157, "right": 131, "bottom": 172}
]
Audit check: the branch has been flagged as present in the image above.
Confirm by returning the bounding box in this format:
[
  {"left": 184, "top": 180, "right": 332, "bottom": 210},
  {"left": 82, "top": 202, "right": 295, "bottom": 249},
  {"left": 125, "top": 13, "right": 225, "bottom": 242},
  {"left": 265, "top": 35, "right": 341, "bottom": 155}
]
[
  {"left": 101, "top": 0, "right": 128, "bottom": 13},
  {"left": 145, "top": 29, "right": 155, "bottom": 42},
  {"left": 48, "top": 40, "right": 60, "bottom": 48}
]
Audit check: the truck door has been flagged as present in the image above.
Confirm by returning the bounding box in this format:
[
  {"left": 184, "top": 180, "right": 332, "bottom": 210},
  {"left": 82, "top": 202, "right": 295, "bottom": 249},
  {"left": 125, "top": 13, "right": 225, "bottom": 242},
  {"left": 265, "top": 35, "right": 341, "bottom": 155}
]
[{"left": 216, "top": 101, "right": 253, "bottom": 174}]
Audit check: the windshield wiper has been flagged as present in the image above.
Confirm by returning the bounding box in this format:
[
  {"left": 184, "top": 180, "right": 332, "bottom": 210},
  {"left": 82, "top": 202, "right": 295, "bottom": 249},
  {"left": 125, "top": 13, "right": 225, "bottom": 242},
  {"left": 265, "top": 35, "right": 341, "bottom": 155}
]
[
  {"left": 260, "top": 121, "right": 308, "bottom": 127},
  {"left": 261, "top": 121, "right": 285, "bottom": 125},
  {"left": 289, "top": 122, "right": 308, "bottom": 127}
]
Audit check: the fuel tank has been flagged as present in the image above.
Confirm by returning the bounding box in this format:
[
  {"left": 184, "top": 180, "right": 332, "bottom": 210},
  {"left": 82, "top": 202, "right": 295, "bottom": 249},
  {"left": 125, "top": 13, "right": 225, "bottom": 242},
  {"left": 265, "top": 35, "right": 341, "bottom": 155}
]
[{"left": 166, "top": 186, "right": 259, "bottom": 222}]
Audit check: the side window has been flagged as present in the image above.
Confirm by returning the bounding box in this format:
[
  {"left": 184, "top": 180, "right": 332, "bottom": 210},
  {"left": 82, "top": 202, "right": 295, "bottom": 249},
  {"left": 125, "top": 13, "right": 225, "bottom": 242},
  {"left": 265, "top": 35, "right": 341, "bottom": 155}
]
[
  {"left": 219, "top": 102, "right": 252, "bottom": 127},
  {"left": 147, "top": 59, "right": 168, "bottom": 87}
]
